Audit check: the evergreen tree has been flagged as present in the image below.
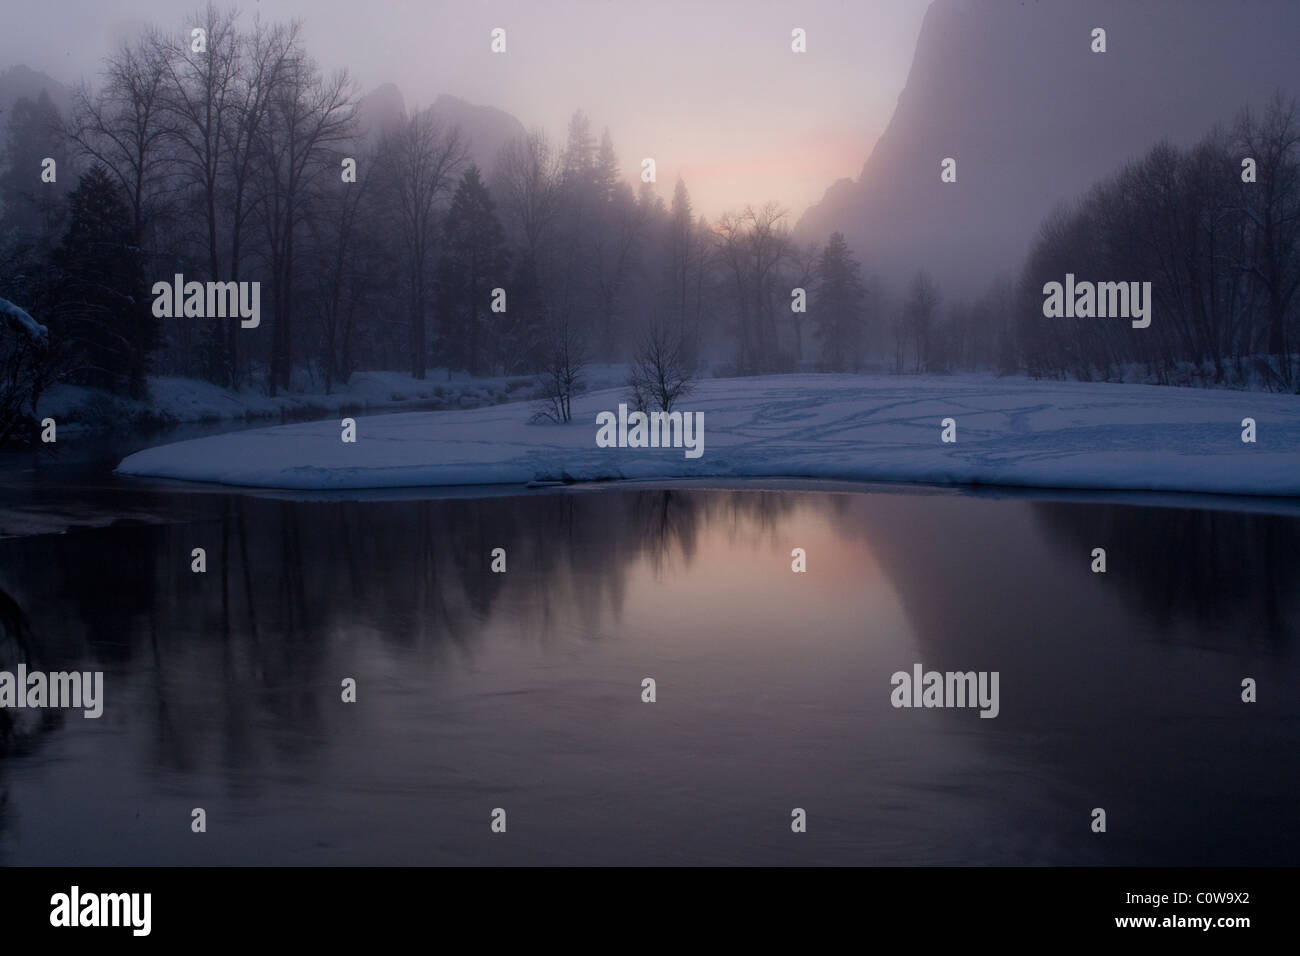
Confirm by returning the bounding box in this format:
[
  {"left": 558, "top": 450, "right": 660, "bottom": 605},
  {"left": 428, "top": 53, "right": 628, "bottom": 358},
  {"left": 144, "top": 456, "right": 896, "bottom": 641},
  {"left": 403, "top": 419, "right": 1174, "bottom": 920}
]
[
  {"left": 49, "top": 164, "right": 155, "bottom": 397},
  {"left": 436, "top": 165, "right": 510, "bottom": 375},
  {"left": 594, "top": 128, "right": 620, "bottom": 202},
  {"left": 561, "top": 110, "right": 596, "bottom": 189},
  {"left": 666, "top": 176, "right": 694, "bottom": 327},
  {"left": 812, "top": 232, "right": 868, "bottom": 371}
]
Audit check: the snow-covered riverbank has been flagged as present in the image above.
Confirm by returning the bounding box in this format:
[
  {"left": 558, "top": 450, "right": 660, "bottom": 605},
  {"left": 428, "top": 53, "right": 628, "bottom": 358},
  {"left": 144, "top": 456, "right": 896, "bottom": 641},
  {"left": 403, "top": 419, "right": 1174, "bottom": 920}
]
[
  {"left": 36, "top": 369, "right": 551, "bottom": 430},
  {"left": 116, "top": 373, "right": 1300, "bottom": 496}
]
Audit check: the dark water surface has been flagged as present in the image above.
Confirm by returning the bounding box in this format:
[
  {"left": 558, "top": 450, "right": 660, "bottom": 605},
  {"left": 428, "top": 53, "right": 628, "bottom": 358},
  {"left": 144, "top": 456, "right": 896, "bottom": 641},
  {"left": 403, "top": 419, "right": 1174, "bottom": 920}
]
[{"left": 0, "top": 476, "right": 1297, "bottom": 865}]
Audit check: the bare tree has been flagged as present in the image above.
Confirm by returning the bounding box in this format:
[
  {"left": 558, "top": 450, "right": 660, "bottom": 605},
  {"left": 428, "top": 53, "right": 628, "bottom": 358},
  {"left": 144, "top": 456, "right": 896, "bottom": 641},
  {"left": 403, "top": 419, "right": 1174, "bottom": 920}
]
[
  {"left": 1016, "top": 105, "right": 1296, "bottom": 387},
  {"left": 158, "top": 4, "right": 241, "bottom": 383},
  {"left": 1235, "top": 94, "right": 1300, "bottom": 381},
  {"left": 305, "top": 146, "right": 381, "bottom": 392},
  {"left": 161, "top": 5, "right": 239, "bottom": 280},
  {"left": 220, "top": 17, "right": 294, "bottom": 384},
  {"left": 713, "top": 202, "right": 791, "bottom": 374},
  {"left": 68, "top": 28, "right": 175, "bottom": 248},
  {"left": 256, "top": 36, "right": 356, "bottom": 393},
  {"left": 903, "top": 270, "right": 942, "bottom": 372},
  {"left": 628, "top": 318, "right": 694, "bottom": 413},
  {"left": 496, "top": 128, "right": 561, "bottom": 267},
  {"left": 532, "top": 310, "right": 587, "bottom": 423},
  {"left": 377, "top": 110, "right": 465, "bottom": 379}
]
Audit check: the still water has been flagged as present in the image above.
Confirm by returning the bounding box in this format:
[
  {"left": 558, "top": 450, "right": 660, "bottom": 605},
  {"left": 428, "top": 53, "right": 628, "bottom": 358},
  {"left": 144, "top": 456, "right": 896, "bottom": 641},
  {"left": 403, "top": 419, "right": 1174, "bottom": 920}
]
[{"left": 0, "top": 481, "right": 1297, "bottom": 865}]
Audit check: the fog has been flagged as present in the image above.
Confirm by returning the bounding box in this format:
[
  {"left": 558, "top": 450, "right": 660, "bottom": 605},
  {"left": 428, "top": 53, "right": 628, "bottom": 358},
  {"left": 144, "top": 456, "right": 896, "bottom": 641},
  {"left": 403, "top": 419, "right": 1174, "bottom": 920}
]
[
  {"left": 0, "top": 0, "right": 929, "bottom": 221},
  {"left": 3, "top": 1, "right": 1299, "bottom": 399}
]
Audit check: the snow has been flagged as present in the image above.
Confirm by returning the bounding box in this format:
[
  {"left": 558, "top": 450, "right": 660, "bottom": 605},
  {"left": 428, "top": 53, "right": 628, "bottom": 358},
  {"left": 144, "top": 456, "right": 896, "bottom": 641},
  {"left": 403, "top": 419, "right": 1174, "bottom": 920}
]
[
  {"left": 116, "top": 373, "right": 1300, "bottom": 497},
  {"left": 0, "top": 296, "right": 48, "bottom": 339},
  {"left": 38, "top": 365, "right": 630, "bottom": 429}
]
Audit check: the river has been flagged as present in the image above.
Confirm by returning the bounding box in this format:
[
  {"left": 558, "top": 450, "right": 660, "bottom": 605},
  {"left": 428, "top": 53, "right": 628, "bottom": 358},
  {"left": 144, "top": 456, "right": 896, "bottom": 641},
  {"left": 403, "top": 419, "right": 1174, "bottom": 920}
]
[{"left": 0, "top": 433, "right": 1296, "bottom": 864}]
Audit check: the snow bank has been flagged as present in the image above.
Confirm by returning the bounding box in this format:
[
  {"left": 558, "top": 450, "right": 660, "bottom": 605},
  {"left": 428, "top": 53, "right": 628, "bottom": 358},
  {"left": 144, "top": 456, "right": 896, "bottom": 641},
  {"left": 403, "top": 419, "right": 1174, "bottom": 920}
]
[
  {"left": 0, "top": 297, "right": 48, "bottom": 339},
  {"left": 39, "top": 365, "right": 630, "bottom": 429},
  {"left": 117, "top": 374, "right": 1300, "bottom": 497}
]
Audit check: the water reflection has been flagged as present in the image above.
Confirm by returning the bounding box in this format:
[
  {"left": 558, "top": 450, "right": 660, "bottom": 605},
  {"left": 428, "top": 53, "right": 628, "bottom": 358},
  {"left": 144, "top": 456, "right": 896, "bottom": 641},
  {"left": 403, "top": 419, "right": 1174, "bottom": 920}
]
[
  {"left": 0, "top": 487, "right": 1295, "bottom": 864},
  {"left": 1032, "top": 502, "right": 1300, "bottom": 646}
]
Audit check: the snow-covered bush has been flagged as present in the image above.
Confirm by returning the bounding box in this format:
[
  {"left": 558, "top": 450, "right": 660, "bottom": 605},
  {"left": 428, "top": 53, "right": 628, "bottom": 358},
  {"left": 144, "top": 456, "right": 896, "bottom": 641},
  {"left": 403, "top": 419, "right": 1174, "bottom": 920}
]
[{"left": 0, "top": 297, "right": 54, "bottom": 446}]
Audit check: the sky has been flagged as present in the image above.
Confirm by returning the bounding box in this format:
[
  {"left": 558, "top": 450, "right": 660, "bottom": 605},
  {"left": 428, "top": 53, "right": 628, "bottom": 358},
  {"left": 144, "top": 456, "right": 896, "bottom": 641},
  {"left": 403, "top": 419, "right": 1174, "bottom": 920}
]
[{"left": 0, "top": 0, "right": 930, "bottom": 221}]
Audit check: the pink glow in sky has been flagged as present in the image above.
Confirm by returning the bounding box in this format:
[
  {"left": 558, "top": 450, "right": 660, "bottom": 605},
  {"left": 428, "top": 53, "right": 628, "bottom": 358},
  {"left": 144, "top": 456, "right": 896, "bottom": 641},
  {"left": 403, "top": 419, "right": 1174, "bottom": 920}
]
[{"left": 0, "top": 0, "right": 930, "bottom": 221}]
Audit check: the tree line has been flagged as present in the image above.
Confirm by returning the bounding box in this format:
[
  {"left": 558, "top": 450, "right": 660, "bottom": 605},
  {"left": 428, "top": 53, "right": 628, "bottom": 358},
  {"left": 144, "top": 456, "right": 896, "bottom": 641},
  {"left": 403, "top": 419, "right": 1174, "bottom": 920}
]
[
  {"left": 1009, "top": 94, "right": 1300, "bottom": 390},
  {"left": 0, "top": 4, "right": 879, "bottom": 428},
  {"left": 3, "top": 6, "right": 1296, "bottom": 448}
]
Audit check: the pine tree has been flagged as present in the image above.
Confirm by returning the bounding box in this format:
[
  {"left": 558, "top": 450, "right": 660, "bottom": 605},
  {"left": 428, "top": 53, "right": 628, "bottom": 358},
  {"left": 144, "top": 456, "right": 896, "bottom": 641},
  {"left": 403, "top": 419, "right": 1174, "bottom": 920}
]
[
  {"left": 50, "top": 165, "right": 155, "bottom": 397},
  {"left": 561, "top": 110, "right": 596, "bottom": 189},
  {"left": 594, "top": 128, "right": 620, "bottom": 202},
  {"left": 666, "top": 177, "right": 694, "bottom": 330},
  {"left": 436, "top": 165, "right": 510, "bottom": 375},
  {"left": 812, "top": 232, "right": 868, "bottom": 371}
]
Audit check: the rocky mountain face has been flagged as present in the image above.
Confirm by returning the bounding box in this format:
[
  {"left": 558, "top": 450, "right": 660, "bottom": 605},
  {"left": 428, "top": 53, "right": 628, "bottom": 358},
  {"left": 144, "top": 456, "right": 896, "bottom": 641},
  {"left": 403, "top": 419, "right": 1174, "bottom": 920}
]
[
  {"left": 795, "top": 0, "right": 1300, "bottom": 298},
  {"left": 0, "top": 65, "right": 71, "bottom": 144},
  {"left": 353, "top": 83, "right": 527, "bottom": 179}
]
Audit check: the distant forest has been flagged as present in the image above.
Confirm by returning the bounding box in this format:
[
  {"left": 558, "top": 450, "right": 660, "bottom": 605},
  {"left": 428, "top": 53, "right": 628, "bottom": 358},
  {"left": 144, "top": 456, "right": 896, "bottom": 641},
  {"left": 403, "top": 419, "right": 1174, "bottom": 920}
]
[{"left": 1, "top": 5, "right": 1298, "bottom": 444}]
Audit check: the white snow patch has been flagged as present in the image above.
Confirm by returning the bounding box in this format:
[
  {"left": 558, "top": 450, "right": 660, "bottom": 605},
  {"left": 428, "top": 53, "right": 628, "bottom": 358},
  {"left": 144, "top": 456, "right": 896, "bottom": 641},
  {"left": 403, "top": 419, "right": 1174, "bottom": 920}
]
[{"left": 116, "top": 373, "right": 1300, "bottom": 497}]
